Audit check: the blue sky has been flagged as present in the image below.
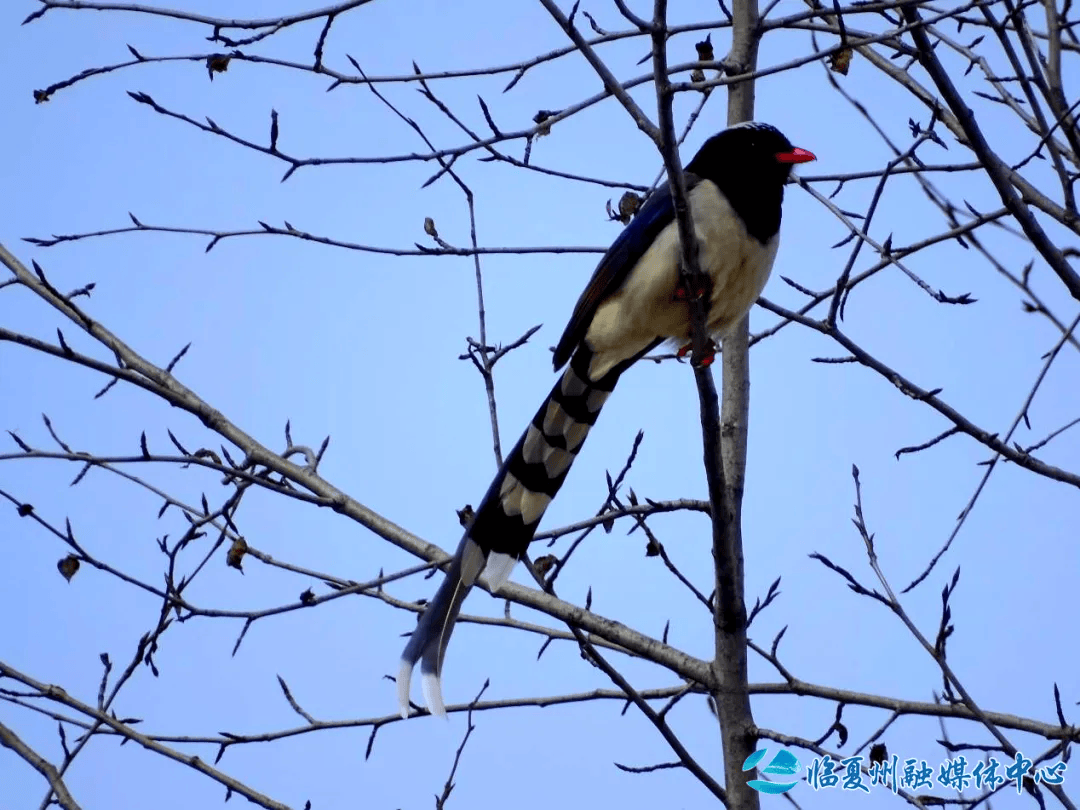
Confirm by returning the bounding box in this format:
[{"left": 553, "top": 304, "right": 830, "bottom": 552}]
[{"left": 2, "top": 1, "right": 1078, "bottom": 808}]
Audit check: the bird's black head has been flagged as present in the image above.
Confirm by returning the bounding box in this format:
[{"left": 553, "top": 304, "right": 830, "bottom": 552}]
[{"left": 685, "top": 122, "right": 815, "bottom": 243}]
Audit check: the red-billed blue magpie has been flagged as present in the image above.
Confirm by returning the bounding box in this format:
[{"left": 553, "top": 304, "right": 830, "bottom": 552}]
[{"left": 398, "top": 122, "right": 815, "bottom": 717}]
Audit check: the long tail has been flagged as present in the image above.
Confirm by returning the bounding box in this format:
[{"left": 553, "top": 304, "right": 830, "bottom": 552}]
[{"left": 397, "top": 346, "right": 631, "bottom": 717}]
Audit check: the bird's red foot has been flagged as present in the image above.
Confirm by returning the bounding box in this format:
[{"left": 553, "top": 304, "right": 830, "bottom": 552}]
[
  {"left": 677, "top": 338, "right": 717, "bottom": 367},
  {"left": 673, "top": 274, "right": 712, "bottom": 302}
]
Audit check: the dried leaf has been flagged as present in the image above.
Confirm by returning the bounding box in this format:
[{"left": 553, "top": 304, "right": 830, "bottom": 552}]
[
  {"left": 226, "top": 537, "right": 248, "bottom": 571},
  {"left": 870, "top": 743, "right": 888, "bottom": 766},
  {"left": 830, "top": 48, "right": 853, "bottom": 75},
  {"left": 58, "top": 554, "right": 80, "bottom": 582},
  {"left": 457, "top": 504, "right": 475, "bottom": 528},
  {"left": 533, "top": 554, "right": 558, "bottom": 577},
  {"left": 619, "top": 192, "right": 642, "bottom": 222},
  {"left": 206, "top": 54, "right": 231, "bottom": 80},
  {"left": 695, "top": 34, "right": 713, "bottom": 61}
]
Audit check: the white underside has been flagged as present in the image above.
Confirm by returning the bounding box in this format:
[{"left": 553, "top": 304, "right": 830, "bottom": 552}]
[{"left": 584, "top": 180, "right": 779, "bottom": 378}]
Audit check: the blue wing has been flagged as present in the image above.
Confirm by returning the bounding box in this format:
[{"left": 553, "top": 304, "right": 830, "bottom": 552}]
[{"left": 552, "top": 175, "right": 701, "bottom": 370}]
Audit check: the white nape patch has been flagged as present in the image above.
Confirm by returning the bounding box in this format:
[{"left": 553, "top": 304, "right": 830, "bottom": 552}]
[
  {"left": 730, "top": 120, "right": 775, "bottom": 134},
  {"left": 397, "top": 659, "right": 414, "bottom": 719},
  {"left": 483, "top": 552, "right": 517, "bottom": 593},
  {"left": 460, "top": 537, "right": 485, "bottom": 587},
  {"left": 560, "top": 368, "right": 588, "bottom": 397},
  {"left": 422, "top": 672, "right": 447, "bottom": 719},
  {"left": 586, "top": 389, "right": 610, "bottom": 413}
]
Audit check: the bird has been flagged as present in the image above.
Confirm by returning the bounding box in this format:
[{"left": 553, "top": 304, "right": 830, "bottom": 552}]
[{"left": 397, "top": 121, "right": 815, "bottom": 718}]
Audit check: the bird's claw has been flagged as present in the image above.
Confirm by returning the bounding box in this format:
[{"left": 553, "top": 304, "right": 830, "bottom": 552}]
[
  {"left": 676, "top": 338, "right": 717, "bottom": 367},
  {"left": 673, "top": 274, "right": 712, "bottom": 302}
]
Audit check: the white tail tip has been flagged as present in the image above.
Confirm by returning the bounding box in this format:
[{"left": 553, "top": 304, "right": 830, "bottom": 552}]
[
  {"left": 397, "top": 660, "right": 414, "bottom": 719},
  {"left": 422, "top": 672, "right": 447, "bottom": 718},
  {"left": 482, "top": 552, "right": 517, "bottom": 594}
]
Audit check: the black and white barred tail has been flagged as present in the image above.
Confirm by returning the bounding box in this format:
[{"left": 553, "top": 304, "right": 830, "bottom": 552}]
[{"left": 397, "top": 346, "right": 629, "bottom": 717}]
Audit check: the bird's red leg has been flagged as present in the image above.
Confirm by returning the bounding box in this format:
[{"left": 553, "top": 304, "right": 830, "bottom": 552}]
[
  {"left": 676, "top": 338, "right": 717, "bottom": 366},
  {"left": 673, "top": 272, "right": 712, "bottom": 302},
  {"left": 674, "top": 273, "right": 716, "bottom": 365}
]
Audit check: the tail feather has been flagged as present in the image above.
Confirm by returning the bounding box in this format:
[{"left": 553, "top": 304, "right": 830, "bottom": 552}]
[
  {"left": 481, "top": 551, "right": 517, "bottom": 592},
  {"left": 397, "top": 346, "right": 644, "bottom": 717},
  {"left": 397, "top": 536, "right": 481, "bottom": 718}
]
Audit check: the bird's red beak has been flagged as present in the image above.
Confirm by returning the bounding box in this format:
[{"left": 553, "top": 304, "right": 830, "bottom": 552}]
[{"left": 776, "top": 146, "right": 816, "bottom": 164}]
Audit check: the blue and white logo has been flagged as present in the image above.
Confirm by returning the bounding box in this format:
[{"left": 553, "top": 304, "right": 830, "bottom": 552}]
[{"left": 744, "top": 748, "right": 801, "bottom": 794}]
